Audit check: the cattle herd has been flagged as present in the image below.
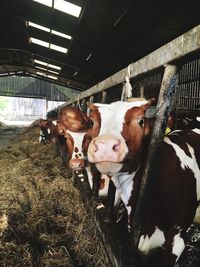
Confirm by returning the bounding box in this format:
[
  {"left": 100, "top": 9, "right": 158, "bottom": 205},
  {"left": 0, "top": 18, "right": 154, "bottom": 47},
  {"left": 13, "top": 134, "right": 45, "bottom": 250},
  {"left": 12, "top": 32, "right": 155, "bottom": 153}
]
[{"left": 39, "top": 98, "right": 200, "bottom": 267}]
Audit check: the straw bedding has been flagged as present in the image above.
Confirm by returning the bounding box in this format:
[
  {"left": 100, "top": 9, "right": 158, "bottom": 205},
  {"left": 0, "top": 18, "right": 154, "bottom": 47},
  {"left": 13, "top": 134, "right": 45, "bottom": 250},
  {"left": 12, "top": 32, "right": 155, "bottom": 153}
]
[{"left": 0, "top": 123, "right": 110, "bottom": 267}]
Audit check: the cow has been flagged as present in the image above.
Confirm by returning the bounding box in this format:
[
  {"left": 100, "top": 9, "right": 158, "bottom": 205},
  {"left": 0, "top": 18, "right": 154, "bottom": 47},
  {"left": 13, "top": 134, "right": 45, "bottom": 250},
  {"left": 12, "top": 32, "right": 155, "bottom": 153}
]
[
  {"left": 58, "top": 106, "right": 121, "bottom": 210},
  {"left": 177, "top": 115, "right": 200, "bottom": 130},
  {"left": 39, "top": 119, "right": 58, "bottom": 144},
  {"left": 86, "top": 99, "right": 200, "bottom": 266},
  {"left": 38, "top": 118, "right": 68, "bottom": 165},
  {"left": 58, "top": 107, "right": 91, "bottom": 170}
]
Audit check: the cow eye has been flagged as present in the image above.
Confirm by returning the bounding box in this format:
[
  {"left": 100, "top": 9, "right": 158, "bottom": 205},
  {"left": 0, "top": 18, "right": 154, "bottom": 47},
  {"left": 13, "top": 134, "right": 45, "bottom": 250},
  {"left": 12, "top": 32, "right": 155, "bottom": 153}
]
[
  {"left": 88, "top": 119, "right": 94, "bottom": 128},
  {"left": 137, "top": 117, "right": 145, "bottom": 127}
]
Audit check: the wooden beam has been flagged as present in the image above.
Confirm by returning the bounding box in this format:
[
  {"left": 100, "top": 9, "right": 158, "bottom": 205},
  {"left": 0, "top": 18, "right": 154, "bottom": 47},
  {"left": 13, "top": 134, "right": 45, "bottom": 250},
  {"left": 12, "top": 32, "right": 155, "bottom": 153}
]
[
  {"left": 131, "top": 64, "right": 178, "bottom": 247},
  {"left": 63, "top": 25, "right": 200, "bottom": 106}
]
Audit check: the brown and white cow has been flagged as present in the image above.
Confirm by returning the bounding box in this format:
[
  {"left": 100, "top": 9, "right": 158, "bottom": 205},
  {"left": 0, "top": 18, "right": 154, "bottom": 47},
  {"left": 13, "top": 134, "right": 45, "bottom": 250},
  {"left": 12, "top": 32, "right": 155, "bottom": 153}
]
[
  {"left": 58, "top": 106, "right": 121, "bottom": 206},
  {"left": 38, "top": 118, "right": 68, "bottom": 165},
  {"left": 39, "top": 118, "right": 58, "bottom": 144},
  {"left": 58, "top": 107, "right": 91, "bottom": 170},
  {"left": 86, "top": 99, "right": 200, "bottom": 266}
]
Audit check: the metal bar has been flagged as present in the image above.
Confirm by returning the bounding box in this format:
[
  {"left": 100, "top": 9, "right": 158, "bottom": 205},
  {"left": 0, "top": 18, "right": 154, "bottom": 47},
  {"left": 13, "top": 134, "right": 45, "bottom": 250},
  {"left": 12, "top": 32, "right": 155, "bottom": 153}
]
[
  {"left": 62, "top": 25, "right": 200, "bottom": 107},
  {"left": 131, "top": 64, "right": 178, "bottom": 247},
  {"left": 103, "top": 180, "right": 116, "bottom": 223}
]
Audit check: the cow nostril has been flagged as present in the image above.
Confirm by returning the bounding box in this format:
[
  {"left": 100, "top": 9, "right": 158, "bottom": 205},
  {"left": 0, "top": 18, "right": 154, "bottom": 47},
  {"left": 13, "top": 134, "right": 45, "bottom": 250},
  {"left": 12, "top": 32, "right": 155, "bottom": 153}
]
[
  {"left": 79, "top": 160, "right": 83, "bottom": 167},
  {"left": 93, "top": 140, "right": 99, "bottom": 152},
  {"left": 113, "top": 141, "right": 120, "bottom": 152}
]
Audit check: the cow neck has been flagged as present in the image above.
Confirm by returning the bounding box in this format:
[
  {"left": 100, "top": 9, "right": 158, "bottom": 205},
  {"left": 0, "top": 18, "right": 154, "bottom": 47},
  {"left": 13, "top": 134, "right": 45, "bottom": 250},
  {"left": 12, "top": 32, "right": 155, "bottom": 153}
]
[
  {"left": 112, "top": 171, "right": 137, "bottom": 217},
  {"left": 120, "top": 132, "right": 150, "bottom": 174},
  {"left": 113, "top": 135, "right": 151, "bottom": 219}
]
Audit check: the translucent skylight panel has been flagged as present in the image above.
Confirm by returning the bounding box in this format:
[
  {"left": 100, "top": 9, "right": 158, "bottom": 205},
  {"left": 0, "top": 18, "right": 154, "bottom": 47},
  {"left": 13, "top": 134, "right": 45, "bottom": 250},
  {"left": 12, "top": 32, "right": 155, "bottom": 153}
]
[
  {"left": 50, "top": 44, "right": 67, "bottom": 53},
  {"left": 51, "top": 30, "right": 72, "bottom": 39},
  {"left": 36, "top": 71, "right": 46, "bottom": 76},
  {"left": 54, "top": 0, "right": 81, "bottom": 17},
  {"left": 31, "top": 37, "right": 49, "bottom": 48},
  {"left": 35, "top": 66, "right": 59, "bottom": 75},
  {"left": 33, "top": 0, "right": 52, "bottom": 7},
  {"left": 28, "top": 21, "right": 50, "bottom": 32},
  {"left": 48, "top": 64, "right": 61, "bottom": 70},
  {"left": 48, "top": 75, "right": 58, "bottom": 80},
  {"left": 35, "top": 66, "right": 47, "bottom": 71},
  {"left": 34, "top": 59, "right": 48, "bottom": 66},
  {"left": 34, "top": 59, "right": 61, "bottom": 71},
  {"left": 48, "top": 69, "right": 60, "bottom": 75}
]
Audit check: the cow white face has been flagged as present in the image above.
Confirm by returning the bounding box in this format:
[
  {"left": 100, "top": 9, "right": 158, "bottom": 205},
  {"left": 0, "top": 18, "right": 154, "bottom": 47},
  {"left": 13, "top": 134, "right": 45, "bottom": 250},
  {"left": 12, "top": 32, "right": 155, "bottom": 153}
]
[
  {"left": 65, "top": 130, "right": 87, "bottom": 171},
  {"left": 87, "top": 100, "right": 154, "bottom": 175}
]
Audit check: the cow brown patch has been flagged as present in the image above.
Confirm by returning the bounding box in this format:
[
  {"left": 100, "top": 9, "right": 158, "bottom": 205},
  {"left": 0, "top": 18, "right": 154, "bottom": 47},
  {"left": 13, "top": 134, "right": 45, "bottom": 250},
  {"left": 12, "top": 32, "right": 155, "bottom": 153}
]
[{"left": 87, "top": 108, "right": 101, "bottom": 139}]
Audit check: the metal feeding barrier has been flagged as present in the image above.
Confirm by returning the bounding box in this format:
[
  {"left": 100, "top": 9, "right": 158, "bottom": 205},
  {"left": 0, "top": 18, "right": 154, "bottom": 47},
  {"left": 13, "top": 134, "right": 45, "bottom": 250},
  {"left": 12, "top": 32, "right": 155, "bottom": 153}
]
[
  {"left": 176, "top": 58, "right": 200, "bottom": 115},
  {"left": 48, "top": 25, "right": 200, "bottom": 267}
]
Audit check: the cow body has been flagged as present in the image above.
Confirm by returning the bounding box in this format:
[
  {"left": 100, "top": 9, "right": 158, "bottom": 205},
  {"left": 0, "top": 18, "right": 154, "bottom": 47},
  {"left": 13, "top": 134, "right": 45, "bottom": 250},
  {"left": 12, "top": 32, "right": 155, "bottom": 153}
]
[
  {"left": 177, "top": 116, "right": 200, "bottom": 130},
  {"left": 87, "top": 100, "right": 200, "bottom": 266}
]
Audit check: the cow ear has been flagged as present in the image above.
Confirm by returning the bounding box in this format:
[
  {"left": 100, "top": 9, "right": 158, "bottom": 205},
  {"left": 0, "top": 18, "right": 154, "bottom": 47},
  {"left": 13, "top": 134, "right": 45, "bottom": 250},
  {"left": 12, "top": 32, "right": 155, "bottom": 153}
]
[
  {"left": 141, "top": 98, "right": 156, "bottom": 112},
  {"left": 86, "top": 102, "right": 98, "bottom": 110}
]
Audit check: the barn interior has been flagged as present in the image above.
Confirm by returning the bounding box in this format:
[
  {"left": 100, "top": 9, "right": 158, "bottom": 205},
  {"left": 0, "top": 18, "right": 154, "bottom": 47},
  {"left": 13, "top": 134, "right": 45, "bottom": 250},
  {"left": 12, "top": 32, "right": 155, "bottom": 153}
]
[
  {"left": 0, "top": 1, "right": 200, "bottom": 267},
  {"left": 0, "top": 0, "right": 199, "bottom": 92}
]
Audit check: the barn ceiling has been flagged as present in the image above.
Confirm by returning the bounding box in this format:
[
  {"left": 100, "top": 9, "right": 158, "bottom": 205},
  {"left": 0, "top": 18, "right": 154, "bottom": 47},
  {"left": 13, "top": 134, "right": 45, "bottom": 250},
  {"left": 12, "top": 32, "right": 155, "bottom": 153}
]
[{"left": 0, "top": 0, "right": 199, "bottom": 93}]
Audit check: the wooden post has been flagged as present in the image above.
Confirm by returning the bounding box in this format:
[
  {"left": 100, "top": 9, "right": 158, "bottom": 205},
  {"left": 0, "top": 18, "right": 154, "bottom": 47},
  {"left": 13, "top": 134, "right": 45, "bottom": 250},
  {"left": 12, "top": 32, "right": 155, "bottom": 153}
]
[
  {"left": 101, "top": 91, "right": 107, "bottom": 103},
  {"left": 87, "top": 95, "right": 94, "bottom": 116},
  {"left": 131, "top": 64, "right": 178, "bottom": 247},
  {"left": 139, "top": 83, "right": 144, "bottom": 98}
]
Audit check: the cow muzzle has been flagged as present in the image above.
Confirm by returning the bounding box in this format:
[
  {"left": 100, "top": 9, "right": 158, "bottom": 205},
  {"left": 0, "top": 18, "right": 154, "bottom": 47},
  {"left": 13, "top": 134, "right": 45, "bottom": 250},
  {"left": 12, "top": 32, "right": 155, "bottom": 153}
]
[
  {"left": 69, "top": 158, "right": 85, "bottom": 171},
  {"left": 88, "top": 134, "right": 128, "bottom": 174}
]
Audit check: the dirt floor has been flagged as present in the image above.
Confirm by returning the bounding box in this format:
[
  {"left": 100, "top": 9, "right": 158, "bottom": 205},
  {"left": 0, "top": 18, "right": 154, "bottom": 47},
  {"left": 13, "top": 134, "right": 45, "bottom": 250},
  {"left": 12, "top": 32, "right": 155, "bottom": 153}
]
[{"left": 0, "top": 122, "right": 110, "bottom": 267}]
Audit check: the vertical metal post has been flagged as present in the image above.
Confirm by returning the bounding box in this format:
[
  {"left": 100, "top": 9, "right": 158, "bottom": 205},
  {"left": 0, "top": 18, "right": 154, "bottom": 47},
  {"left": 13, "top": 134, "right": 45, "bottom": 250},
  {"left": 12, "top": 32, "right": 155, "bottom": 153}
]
[
  {"left": 103, "top": 180, "right": 116, "bottom": 223},
  {"left": 139, "top": 83, "right": 144, "bottom": 98},
  {"left": 131, "top": 64, "right": 177, "bottom": 247}
]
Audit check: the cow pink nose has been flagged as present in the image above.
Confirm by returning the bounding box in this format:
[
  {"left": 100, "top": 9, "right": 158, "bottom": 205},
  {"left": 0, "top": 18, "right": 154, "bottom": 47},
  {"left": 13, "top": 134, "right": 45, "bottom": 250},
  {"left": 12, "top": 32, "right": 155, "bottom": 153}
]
[
  {"left": 94, "top": 139, "right": 120, "bottom": 153},
  {"left": 88, "top": 135, "right": 127, "bottom": 163},
  {"left": 69, "top": 158, "right": 84, "bottom": 170}
]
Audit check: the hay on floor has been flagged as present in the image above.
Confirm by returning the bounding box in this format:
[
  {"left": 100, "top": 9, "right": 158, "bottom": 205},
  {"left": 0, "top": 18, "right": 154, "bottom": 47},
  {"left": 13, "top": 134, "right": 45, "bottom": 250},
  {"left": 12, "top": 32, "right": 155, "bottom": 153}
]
[{"left": 0, "top": 124, "right": 110, "bottom": 267}]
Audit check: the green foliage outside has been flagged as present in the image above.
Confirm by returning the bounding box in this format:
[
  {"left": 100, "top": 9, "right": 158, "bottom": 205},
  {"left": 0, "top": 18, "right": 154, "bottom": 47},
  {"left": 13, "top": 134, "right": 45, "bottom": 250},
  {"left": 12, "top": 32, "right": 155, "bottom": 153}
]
[{"left": 0, "top": 97, "right": 9, "bottom": 111}]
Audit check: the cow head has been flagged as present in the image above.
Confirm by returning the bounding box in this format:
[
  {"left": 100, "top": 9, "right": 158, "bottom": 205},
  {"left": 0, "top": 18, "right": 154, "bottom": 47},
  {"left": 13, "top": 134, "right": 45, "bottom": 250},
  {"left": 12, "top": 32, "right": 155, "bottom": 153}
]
[
  {"left": 59, "top": 107, "right": 90, "bottom": 132},
  {"left": 58, "top": 107, "right": 90, "bottom": 171},
  {"left": 87, "top": 99, "right": 155, "bottom": 175},
  {"left": 39, "top": 119, "right": 58, "bottom": 144}
]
